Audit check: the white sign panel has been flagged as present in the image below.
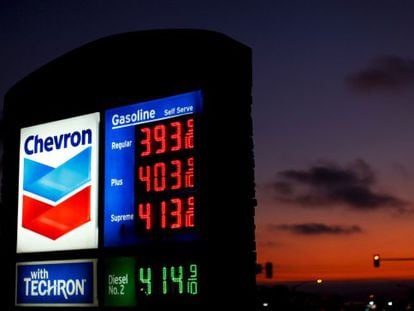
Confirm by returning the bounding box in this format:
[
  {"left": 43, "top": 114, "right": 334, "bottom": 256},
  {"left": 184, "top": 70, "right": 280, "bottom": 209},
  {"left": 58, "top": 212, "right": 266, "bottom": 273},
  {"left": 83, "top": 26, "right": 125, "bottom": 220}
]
[{"left": 16, "top": 113, "right": 100, "bottom": 253}]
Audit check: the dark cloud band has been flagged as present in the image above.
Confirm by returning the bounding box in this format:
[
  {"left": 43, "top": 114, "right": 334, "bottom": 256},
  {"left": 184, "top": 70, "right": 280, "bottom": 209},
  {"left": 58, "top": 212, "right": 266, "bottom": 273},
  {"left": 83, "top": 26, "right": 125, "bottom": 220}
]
[
  {"left": 271, "top": 223, "right": 362, "bottom": 235},
  {"left": 271, "top": 159, "right": 407, "bottom": 210},
  {"left": 346, "top": 55, "right": 414, "bottom": 93}
]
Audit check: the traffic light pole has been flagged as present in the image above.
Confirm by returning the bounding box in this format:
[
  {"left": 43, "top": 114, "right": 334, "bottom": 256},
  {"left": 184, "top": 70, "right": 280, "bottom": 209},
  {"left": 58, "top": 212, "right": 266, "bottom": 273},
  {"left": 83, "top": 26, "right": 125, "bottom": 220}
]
[
  {"left": 382, "top": 257, "right": 414, "bottom": 261},
  {"left": 373, "top": 254, "right": 414, "bottom": 268}
]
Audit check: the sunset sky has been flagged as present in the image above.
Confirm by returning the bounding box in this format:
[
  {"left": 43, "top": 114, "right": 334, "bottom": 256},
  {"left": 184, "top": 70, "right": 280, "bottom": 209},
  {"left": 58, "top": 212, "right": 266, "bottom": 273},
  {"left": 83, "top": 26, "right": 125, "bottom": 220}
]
[{"left": 2, "top": 0, "right": 414, "bottom": 283}]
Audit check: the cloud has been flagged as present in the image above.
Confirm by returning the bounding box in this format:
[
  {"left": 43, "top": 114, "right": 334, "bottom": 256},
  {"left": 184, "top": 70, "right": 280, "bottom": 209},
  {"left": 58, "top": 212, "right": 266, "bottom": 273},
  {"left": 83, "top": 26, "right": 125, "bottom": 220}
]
[
  {"left": 256, "top": 240, "right": 282, "bottom": 248},
  {"left": 271, "top": 223, "right": 362, "bottom": 235},
  {"left": 346, "top": 55, "right": 414, "bottom": 93},
  {"left": 271, "top": 159, "right": 407, "bottom": 210}
]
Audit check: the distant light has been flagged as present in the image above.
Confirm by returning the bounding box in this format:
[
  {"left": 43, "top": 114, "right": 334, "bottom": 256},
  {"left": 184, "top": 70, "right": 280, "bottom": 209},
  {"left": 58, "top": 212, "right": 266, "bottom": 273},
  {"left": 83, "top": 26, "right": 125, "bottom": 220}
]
[
  {"left": 316, "top": 279, "right": 323, "bottom": 284},
  {"left": 388, "top": 301, "right": 393, "bottom": 306},
  {"left": 369, "top": 300, "right": 374, "bottom": 305},
  {"left": 262, "top": 302, "right": 269, "bottom": 307}
]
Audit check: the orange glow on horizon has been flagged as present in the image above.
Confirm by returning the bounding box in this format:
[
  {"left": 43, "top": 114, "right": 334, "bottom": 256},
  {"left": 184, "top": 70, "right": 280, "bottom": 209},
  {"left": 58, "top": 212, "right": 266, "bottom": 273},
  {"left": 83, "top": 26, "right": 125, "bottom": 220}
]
[
  {"left": 254, "top": 195, "right": 414, "bottom": 283},
  {"left": 256, "top": 239, "right": 414, "bottom": 283}
]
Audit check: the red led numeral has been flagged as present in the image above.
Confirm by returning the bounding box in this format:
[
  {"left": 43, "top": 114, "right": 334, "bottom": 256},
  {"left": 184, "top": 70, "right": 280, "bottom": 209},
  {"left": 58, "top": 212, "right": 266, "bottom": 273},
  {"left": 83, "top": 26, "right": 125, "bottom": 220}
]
[
  {"left": 138, "top": 158, "right": 194, "bottom": 192},
  {"left": 140, "top": 127, "right": 151, "bottom": 156},
  {"left": 138, "top": 162, "right": 167, "bottom": 192},
  {"left": 170, "top": 160, "right": 182, "bottom": 190},
  {"left": 162, "top": 197, "right": 195, "bottom": 230},
  {"left": 161, "top": 201, "right": 167, "bottom": 229},
  {"left": 185, "top": 119, "right": 194, "bottom": 149},
  {"left": 139, "top": 203, "right": 152, "bottom": 230},
  {"left": 170, "top": 121, "right": 182, "bottom": 151},
  {"left": 154, "top": 162, "right": 166, "bottom": 191},
  {"left": 170, "top": 198, "right": 182, "bottom": 229},
  {"left": 139, "top": 118, "right": 194, "bottom": 156},
  {"left": 185, "top": 196, "right": 195, "bottom": 227},
  {"left": 138, "top": 197, "right": 195, "bottom": 231},
  {"left": 154, "top": 124, "right": 166, "bottom": 154},
  {"left": 185, "top": 157, "right": 194, "bottom": 188},
  {"left": 138, "top": 165, "right": 151, "bottom": 192}
]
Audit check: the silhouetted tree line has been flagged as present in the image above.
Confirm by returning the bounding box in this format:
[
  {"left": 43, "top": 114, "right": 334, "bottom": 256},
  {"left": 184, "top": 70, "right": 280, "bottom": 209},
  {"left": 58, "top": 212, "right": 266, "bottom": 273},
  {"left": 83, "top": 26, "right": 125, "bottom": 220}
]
[{"left": 256, "top": 284, "right": 414, "bottom": 311}]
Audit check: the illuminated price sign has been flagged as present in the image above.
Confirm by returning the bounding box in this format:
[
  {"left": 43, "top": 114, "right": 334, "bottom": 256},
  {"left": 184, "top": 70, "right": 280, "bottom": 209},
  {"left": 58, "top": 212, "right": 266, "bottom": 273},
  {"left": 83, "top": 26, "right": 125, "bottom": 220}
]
[
  {"left": 104, "top": 91, "right": 202, "bottom": 247},
  {"left": 136, "top": 115, "right": 195, "bottom": 232},
  {"left": 4, "top": 30, "right": 254, "bottom": 311},
  {"left": 104, "top": 257, "right": 199, "bottom": 307}
]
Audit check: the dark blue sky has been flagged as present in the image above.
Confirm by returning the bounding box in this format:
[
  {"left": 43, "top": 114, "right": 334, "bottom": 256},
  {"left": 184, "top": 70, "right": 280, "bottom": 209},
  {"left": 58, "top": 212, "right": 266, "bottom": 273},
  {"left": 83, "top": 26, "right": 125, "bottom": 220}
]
[{"left": 2, "top": 0, "right": 414, "bottom": 281}]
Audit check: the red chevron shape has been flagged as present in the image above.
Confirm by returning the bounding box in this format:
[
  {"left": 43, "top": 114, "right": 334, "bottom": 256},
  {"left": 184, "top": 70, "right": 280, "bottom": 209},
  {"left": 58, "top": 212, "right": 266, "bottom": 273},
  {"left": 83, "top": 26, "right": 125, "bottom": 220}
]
[{"left": 22, "top": 186, "right": 91, "bottom": 240}]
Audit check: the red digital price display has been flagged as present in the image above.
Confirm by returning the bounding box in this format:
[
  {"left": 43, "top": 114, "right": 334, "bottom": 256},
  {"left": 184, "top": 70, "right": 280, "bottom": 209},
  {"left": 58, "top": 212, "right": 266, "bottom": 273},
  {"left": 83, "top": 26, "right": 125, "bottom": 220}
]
[
  {"left": 104, "top": 91, "right": 202, "bottom": 247},
  {"left": 135, "top": 115, "right": 199, "bottom": 240}
]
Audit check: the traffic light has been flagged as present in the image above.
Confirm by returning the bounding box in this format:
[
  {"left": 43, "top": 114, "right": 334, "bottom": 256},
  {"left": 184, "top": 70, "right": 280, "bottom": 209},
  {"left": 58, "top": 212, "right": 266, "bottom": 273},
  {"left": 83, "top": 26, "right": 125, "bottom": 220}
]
[
  {"left": 373, "top": 254, "right": 380, "bottom": 268},
  {"left": 265, "top": 262, "right": 273, "bottom": 279}
]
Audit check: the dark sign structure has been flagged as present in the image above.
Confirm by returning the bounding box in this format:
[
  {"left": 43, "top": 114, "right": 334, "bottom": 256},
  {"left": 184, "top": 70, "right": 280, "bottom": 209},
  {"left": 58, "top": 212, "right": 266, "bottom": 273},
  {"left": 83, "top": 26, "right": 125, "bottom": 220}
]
[{"left": 1, "top": 29, "right": 256, "bottom": 310}]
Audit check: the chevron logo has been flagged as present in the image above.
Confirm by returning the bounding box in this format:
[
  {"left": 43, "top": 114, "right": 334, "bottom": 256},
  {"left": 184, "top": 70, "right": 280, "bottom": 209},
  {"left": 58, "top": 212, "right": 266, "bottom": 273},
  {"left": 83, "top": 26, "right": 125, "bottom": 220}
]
[
  {"left": 22, "top": 148, "right": 92, "bottom": 240},
  {"left": 17, "top": 112, "right": 99, "bottom": 253}
]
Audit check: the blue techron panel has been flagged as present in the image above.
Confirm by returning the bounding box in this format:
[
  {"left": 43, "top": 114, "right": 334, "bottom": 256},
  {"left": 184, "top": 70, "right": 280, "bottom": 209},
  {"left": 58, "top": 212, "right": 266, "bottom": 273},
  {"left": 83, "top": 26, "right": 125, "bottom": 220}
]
[
  {"left": 15, "top": 259, "right": 97, "bottom": 306},
  {"left": 104, "top": 91, "right": 203, "bottom": 247}
]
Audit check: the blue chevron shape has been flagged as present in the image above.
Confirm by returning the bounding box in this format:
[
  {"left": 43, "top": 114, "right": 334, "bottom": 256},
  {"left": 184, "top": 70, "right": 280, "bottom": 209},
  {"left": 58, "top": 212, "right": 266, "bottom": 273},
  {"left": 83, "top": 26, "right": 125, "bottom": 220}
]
[
  {"left": 24, "top": 159, "right": 54, "bottom": 185},
  {"left": 23, "top": 147, "right": 91, "bottom": 202}
]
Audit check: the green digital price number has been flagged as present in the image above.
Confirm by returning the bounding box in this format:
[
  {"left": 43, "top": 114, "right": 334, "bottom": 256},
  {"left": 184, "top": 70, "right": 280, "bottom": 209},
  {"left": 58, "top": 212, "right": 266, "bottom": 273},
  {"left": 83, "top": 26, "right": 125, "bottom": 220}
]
[
  {"left": 104, "top": 257, "right": 199, "bottom": 307},
  {"left": 138, "top": 263, "right": 198, "bottom": 296}
]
